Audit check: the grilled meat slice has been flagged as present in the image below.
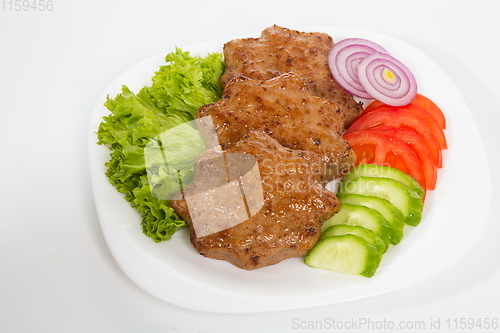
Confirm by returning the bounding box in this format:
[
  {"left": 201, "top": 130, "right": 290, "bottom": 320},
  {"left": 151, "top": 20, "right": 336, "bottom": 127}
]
[
  {"left": 221, "top": 25, "right": 363, "bottom": 127},
  {"left": 170, "top": 131, "right": 340, "bottom": 270},
  {"left": 198, "top": 72, "right": 355, "bottom": 182}
]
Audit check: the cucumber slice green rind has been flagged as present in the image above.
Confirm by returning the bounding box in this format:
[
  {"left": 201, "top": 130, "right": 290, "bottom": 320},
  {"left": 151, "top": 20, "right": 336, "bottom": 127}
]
[
  {"left": 320, "top": 224, "right": 386, "bottom": 255},
  {"left": 337, "top": 193, "right": 404, "bottom": 244},
  {"left": 304, "top": 234, "right": 382, "bottom": 277},
  {"left": 338, "top": 177, "right": 423, "bottom": 227},
  {"left": 342, "top": 164, "right": 424, "bottom": 200},
  {"left": 322, "top": 203, "right": 391, "bottom": 250}
]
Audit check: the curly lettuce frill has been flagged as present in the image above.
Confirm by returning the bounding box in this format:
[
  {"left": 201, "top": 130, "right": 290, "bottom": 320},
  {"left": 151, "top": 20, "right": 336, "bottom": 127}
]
[{"left": 96, "top": 49, "right": 224, "bottom": 242}]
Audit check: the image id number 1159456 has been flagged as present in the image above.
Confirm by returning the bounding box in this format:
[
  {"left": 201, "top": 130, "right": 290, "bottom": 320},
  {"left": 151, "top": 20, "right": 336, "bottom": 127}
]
[
  {"left": 1, "top": 0, "right": 53, "bottom": 11},
  {"left": 446, "top": 318, "right": 498, "bottom": 330}
]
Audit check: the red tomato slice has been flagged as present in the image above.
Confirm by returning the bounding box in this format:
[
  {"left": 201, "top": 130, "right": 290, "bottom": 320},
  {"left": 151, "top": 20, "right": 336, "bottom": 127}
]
[
  {"left": 411, "top": 94, "right": 446, "bottom": 129},
  {"left": 363, "top": 100, "right": 385, "bottom": 113},
  {"left": 371, "top": 126, "right": 437, "bottom": 190},
  {"left": 363, "top": 93, "right": 446, "bottom": 129},
  {"left": 346, "top": 108, "right": 443, "bottom": 168},
  {"left": 361, "top": 104, "right": 447, "bottom": 150},
  {"left": 344, "top": 130, "right": 426, "bottom": 189}
]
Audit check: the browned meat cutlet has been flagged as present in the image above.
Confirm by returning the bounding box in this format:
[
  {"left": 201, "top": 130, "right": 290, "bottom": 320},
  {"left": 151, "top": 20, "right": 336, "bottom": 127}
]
[
  {"left": 197, "top": 72, "right": 356, "bottom": 182},
  {"left": 170, "top": 131, "right": 341, "bottom": 270},
  {"left": 221, "top": 25, "right": 364, "bottom": 128}
]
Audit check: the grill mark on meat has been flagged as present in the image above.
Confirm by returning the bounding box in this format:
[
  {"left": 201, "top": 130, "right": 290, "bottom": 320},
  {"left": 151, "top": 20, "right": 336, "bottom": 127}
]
[{"left": 250, "top": 256, "right": 260, "bottom": 266}]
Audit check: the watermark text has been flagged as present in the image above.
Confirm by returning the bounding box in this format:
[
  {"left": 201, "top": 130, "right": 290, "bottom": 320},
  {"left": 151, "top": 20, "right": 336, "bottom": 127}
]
[
  {"left": 291, "top": 317, "right": 499, "bottom": 330},
  {"left": 1, "top": 0, "right": 53, "bottom": 11}
]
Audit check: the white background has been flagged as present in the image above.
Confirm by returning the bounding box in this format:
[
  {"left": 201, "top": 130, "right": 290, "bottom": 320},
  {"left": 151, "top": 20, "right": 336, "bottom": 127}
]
[{"left": 1, "top": 0, "right": 499, "bottom": 332}]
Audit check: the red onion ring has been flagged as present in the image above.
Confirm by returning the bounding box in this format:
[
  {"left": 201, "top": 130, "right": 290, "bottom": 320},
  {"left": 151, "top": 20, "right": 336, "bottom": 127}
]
[
  {"left": 328, "top": 38, "right": 389, "bottom": 99},
  {"left": 357, "top": 53, "right": 417, "bottom": 106}
]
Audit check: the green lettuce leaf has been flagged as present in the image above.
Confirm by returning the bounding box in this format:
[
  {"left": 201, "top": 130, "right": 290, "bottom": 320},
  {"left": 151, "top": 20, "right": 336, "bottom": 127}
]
[
  {"left": 149, "top": 47, "right": 224, "bottom": 116},
  {"left": 97, "top": 48, "right": 224, "bottom": 242}
]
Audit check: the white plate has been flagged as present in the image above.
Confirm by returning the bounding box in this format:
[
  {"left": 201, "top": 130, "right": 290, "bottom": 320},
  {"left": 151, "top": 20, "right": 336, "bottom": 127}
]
[{"left": 88, "top": 27, "right": 491, "bottom": 313}]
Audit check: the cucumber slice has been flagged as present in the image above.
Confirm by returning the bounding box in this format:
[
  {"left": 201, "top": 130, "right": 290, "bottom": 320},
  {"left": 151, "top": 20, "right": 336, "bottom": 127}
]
[
  {"left": 322, "top": 203, "right": 391, "bottom": 250},
  {"left": 337, "top": 193, "right": 404, "bottom": 245},
  {"left": 304, "top": 234, "right": 382, "bottom": 277},
  {"left": 338, "top": 176, "right": 423, "bottom": 226},
  {"left": 320, "top": 224, "right": 386, "bottom": 255},
  {"left": 342, "top": 164, "right": 424, "bottom": 200}
]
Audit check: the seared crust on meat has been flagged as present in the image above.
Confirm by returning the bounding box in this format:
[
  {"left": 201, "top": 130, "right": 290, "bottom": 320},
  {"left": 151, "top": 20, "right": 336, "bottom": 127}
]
[
  {"left": 221, "top": 25, "right": 363, "bottom": 127},
  {"left": 198, "top": 72, "right": 355, "bottom": 182},
  {"left": 170, "top": 131, "right": 340, "bottom": 270}
]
